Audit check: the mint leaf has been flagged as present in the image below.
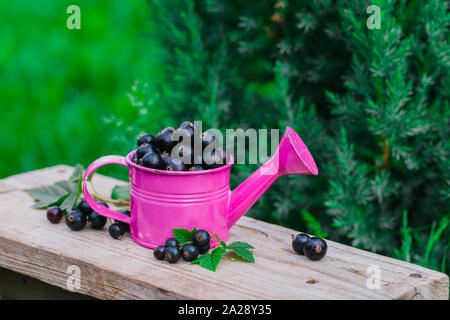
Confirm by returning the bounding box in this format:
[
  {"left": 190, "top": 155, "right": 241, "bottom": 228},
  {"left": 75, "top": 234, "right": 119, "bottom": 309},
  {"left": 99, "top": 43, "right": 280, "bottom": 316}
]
[
  {"left": 173, "top": 227, "right": 197, "bottom": 245},
  {"left": 111, "top": 184, "right": 130, "bottom": 201},
  {"left": 191, "top": 247, "right": 227, "bottom": 271},
  {"left": 226, "top": 241, "right": 255, "bottom": 262}
]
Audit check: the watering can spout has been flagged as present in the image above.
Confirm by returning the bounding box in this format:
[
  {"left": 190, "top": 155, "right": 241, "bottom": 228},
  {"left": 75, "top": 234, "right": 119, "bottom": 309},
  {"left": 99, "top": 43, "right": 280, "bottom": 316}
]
[{"left": 227, "top": 127, "right": 318, "bottom": 228}]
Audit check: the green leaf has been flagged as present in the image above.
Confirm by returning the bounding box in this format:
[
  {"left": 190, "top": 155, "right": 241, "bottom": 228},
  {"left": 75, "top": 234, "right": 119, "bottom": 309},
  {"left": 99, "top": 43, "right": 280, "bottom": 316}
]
[
  {"left": 191, "top": 247, "right": 227, "bottom": 271},
  {"left": 227, "top": 241, "right": 255, "bottom": 249},
  {"left": 32, "top": 193, "right": 70, "bottom": 209},
  {"left": 60, "top": 165, "right": 84, "bottom": 212},
  {"left": 69, "top": 164, "right": 84, "bottom": 181},
  {"left": 111, "top": 184, "right": 130, "bottom": 201},
  {"left": 27, "top": 182, "right": 72, "bottom": 208},
  {"left": 26, "top": 165, "right": 84, "bottom": 213},
  {"left": 226, "top": 241, "right": 255, "bottom": 262},
  {"left": 172, "top": 227, "right": 197, "bottom": 245}
]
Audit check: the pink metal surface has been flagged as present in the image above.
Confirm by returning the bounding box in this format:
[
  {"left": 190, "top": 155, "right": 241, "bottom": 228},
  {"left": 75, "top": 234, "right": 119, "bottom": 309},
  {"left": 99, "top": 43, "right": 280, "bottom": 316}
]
[{"left": 82, "top": 127, "right": 318, "bottom": 249}]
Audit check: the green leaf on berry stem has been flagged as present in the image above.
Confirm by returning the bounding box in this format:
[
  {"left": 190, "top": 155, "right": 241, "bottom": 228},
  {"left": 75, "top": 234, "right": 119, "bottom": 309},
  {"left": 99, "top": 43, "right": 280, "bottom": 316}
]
[
  {"left": 226, "top": 241, "right": 255, "bottom": 262},
  {"left": 191, "top": 246, "right": 227, "bottom": 271},
  {"left": 26, "top": 165, "right": 84, "bottom": 212},
  {"left": 173, "top": 227, "right": 197, "bottom": 245}
]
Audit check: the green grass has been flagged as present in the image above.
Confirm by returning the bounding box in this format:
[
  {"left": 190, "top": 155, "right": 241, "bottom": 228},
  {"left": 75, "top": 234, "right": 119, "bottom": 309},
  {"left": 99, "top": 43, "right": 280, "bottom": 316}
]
[{"left": 0, "top": 0, "right": 163, "bottom": 179}]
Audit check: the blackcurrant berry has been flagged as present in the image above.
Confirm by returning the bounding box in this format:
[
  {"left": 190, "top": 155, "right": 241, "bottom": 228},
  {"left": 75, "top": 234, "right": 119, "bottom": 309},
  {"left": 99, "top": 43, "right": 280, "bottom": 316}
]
[
  {"left": 117, "top": 210, "right": 131, "bottom": 232},
  {"left": 78, "top": 200, "right": 93, "bottom": 216},
  {"left": 164, "top": 246, "right": 181, "bottom": 263},
  {"left": 154, "top": 245, "right": 165, "bottom": 260},
  {"left": 201, "top": 131, "right": 217, "bottom": 150},
  {"left": 180, "top": 121, "right": 194, "bottom": 130},
  {"left": 180, "top": 121, "right": 198, "bottom": 140},
  {"left": 142, "top": 151, "right": 163, "bottom": 169},
  {"left": 161, "top": 151, "right": 172, "bottom": 166},
  {"left": 173, "top": 126, "right": 195, "bottom": 144},
  {"left": 137, "top": 133, "right": 155, "bottom": 147},
  {"left": 46, "top": 206, "right": 62, "bottom": 224},
  {"left": 171, "top": 143, "right": 194, "bottom": 165},
  {"left": 198, "top": 243, "right": 210, "bottom": 254},
  {"left": 155, "top": 127, "right": 176, "bottom": 152},
  {"left": 189, "top": 164, "right": 205, "bottom": 171},
  {"left": 291, "top": 233, "right": 310, "bottom": 255},
  {"left": 192, "top": 230, "right": 210, "bottom": 247},
  {"left": 119, "top": 209, "right": 130, "bottom": 216},
  {"left": 165, "top": 238, "right": 179, "bottom": 248},
  {"left": 88, "top": 211, "right": 107, "bottom": 230},
  {"left": 136, "top": 144, "right": 160, "bottom": 161},
  {"left": 181, "top": 244, "right": 199, "bottom": 261},
  {"left": 98, "top": 201, "right": 109, "bottom": 208},
  {"left": 303, "top": 237, "right": 327, "bottom": 261},
  {"left": 203, "top": 149, "right": 229, "bottom": 169},
  {"left": 109, "top": 222, "right": 126, "bottom": 240},
  {"left": 165, "top": 158, "right": 187, "bottom": 171},
  {"left": 65, "top": 209, "right": 87, "bottom": 231}
]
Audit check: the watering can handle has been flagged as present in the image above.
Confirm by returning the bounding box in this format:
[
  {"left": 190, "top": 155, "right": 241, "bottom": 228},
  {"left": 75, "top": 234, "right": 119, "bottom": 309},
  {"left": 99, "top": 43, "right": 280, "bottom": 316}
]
[{"left": 82, "top": 155, "right": 131, "bottom": 224}]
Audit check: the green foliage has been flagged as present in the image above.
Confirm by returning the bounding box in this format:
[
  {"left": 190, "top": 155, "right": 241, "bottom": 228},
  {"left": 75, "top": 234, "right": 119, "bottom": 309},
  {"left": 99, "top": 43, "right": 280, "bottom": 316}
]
[
  {"left": 394, "top": 211, "right": 413, "bottom": 262},
  {"left": 225, "top": 242, "right": 255, "bottom": 262},
  {"left": 111, "top": 185, "right": 130, "bottom": 202},
  {"left": 26, "top": 165, "right": 83, "bottom": 212},
  {"left": 6, "top": 0, "right": 448, "bottom": 276},
  {"left": 114, "top": 0, "right": 448, "bottom": 274},
  {"left": 172, "top": 227, "right": 198, "bottom": 246},
  {"left": 395, "top": 210, "right": 449, "bottom": 272},
  {"left": 191, "top": 246, "right": 227, "bottom": 272},
  {"left": 183, "top": 230, "right": 255, "bottom": 271},
  {"left": 0, "top": 0, "right": 162, "bottom": 180},
  {"left": 300, "top": 210, "right": 328, "bottom": 238}
]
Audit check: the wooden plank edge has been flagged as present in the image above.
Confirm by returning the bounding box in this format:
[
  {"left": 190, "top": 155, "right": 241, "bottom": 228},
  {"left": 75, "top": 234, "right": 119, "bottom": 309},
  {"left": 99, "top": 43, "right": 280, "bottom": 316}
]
[{"left": 0, "top": 235, "right": 190, "bottom": 300}]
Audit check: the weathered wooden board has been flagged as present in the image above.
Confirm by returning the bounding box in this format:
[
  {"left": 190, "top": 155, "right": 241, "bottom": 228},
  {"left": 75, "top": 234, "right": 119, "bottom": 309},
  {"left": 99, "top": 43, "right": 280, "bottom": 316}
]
[
  {"left": 0, "top": 267, "right": 94, "bottom": 300},
  {"left": 0, "top": 166, "right": 447, "bottom": 299}
]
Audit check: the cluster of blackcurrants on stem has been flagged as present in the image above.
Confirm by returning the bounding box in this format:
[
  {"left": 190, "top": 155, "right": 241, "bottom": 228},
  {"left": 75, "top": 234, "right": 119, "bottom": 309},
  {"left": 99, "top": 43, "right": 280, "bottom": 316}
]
[
  {"left": 291, "top": 233, "right": 327, "bottom": 261},
  {"left": 154, "top": 230, "right": 211, "bottom": 264},
  {"left": 46, "top": 201, "right": 130, "bottom": 240},
  {"left": 133, "top": 121, "right": 229, "bottom": 171}
]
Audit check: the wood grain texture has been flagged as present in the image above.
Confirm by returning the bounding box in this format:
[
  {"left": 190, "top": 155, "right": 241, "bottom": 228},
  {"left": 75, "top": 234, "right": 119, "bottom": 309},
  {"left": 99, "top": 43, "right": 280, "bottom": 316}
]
[
  {"left": 0, "top": 267, "right": 94, "bottom": 300},
  {"left": 0, "top": 165, "right": 447, "bottom": 300}
]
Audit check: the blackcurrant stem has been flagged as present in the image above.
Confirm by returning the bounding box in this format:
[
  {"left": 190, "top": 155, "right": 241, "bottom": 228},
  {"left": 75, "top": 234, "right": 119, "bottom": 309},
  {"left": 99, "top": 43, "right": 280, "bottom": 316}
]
[
  {"left": 89, "top": 181, "right": 130, "bottom": 206},
  {"left": 209, "top": 232, "right": 221, "bottom": 244}
]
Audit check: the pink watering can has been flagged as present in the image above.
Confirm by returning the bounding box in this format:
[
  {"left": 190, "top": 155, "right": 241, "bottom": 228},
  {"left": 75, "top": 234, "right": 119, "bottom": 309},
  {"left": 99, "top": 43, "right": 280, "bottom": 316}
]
[{"left": 82, "top": 126, "right": 318, "bottom": 249}]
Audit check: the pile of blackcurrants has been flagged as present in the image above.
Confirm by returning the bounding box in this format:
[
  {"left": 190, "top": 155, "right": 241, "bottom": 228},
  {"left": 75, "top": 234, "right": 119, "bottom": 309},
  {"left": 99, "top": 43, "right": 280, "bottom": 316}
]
[
  {"left": 154, "top": 229, "right": 211, "bottom": 264},
  {"left": 46, "top": 201, "right": 130, "bottom": 240},
  {"left": 133, "top": 121, "right": 229, "bottom": 171},
  {"left": 291, "top": 233, "right": 327, "bottom": 261}
]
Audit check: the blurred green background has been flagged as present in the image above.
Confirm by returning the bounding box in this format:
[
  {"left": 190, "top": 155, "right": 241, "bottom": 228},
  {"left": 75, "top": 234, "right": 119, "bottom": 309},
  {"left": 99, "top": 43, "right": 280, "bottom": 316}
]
[
  {"left": 0, "top": 0, "right": 162, "bottom": 179},
  {"left": 1, "top": 0, "right": 448, "bottom": 275}
]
